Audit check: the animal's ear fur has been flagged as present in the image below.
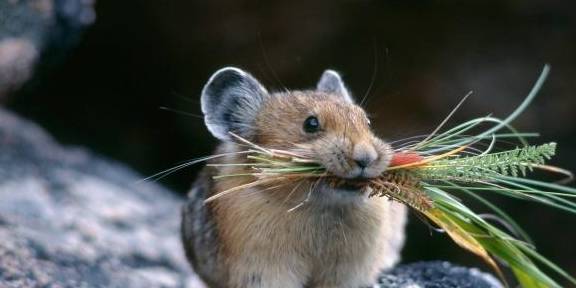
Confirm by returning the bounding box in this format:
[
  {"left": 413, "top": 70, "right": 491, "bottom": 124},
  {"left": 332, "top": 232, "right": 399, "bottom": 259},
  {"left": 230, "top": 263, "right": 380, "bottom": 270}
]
[
  {"left": 201, "top": 67, "right": 268, "bottom": 141},
  {"left": 316, "top": 70, "right": 353, "bottom": 103}
]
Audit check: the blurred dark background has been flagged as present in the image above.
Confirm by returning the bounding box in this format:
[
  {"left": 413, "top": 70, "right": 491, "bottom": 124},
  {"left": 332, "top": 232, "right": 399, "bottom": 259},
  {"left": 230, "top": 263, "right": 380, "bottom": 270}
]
[{"left": 6, "top": 0, "right": 576, "bottom": 283}]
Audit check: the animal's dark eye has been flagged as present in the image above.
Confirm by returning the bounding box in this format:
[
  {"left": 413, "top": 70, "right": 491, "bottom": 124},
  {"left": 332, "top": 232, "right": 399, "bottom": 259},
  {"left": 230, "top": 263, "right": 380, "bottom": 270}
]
[{"left": 303, "top": 116, "right": 320, "bottom": 133}]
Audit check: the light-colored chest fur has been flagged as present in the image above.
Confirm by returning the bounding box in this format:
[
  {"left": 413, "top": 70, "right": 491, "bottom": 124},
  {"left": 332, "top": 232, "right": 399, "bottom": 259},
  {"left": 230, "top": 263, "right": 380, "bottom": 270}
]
[{"left": 213, "top": 180, "right": 407, "bottom": 288}]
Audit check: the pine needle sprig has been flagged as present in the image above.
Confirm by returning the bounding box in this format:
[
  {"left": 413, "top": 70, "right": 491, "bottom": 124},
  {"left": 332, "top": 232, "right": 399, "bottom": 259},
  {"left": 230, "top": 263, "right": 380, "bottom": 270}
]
[{"left": 419, "top": 143, "right": 557, "bottom": 181}]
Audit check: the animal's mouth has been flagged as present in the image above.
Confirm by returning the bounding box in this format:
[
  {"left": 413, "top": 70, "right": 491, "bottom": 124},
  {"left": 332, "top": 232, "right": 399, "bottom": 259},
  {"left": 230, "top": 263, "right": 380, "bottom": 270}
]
[{"left": 324, "top": 176, "right": 372, "bottom": 191}]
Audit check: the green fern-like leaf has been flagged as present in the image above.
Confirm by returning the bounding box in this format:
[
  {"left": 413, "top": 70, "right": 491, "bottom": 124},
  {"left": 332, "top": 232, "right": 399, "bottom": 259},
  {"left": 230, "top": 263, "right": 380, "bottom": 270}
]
[{"left": 419, "top": 143, "right": 556, "bottom": 182}]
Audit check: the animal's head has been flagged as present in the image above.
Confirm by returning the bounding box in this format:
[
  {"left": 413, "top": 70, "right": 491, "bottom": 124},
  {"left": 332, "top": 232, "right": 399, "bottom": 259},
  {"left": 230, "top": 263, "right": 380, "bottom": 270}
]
[{"left": 201, "top": 67, "right": 392, "bottom": 194}]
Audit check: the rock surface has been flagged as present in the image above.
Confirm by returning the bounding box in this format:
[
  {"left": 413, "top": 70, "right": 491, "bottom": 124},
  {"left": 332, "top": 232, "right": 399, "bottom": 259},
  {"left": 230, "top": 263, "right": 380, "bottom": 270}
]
[
  {"left": 0, "top": 108, "right": 204, "bottom": 288},
  {"left": 0, "top": 108, "right": 502, "bottom": 287},
  {"left": 379, "top": 261, "right": 503, "bottom": 288}
]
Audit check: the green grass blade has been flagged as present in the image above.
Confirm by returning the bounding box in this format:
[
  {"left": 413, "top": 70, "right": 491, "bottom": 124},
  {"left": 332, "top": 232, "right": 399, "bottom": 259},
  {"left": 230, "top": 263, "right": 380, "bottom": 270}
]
[{"left": 432, "top": 180, "right": 534, "bottom": 244}]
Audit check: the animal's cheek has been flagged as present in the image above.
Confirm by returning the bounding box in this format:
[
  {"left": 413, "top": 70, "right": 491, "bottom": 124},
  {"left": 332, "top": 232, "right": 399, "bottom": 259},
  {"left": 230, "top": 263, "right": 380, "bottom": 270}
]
[
  {"left": 375, "top": 153, "right": 392, "bottom": 170},
  {"left": 316, "top": 152, "right": 347, "bottom": 178},
  {"left": 373, "top": 140, "right": 393, "bottom": 164},
  {"left": 311, "top": 136, "right": 356, "bottom": 177}
]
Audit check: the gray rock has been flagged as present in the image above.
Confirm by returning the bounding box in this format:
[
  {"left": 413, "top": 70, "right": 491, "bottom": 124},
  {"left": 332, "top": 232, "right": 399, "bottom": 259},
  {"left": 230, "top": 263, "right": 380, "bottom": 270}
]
[
  {"left": 378, "top": 261, "right": 503, "bottom": 288},
  {"left": 0, "top": 108, "right": 204, "bottom": 288},
  {"left": 0, "top": 108, "right": 501, "bottom": 287}
]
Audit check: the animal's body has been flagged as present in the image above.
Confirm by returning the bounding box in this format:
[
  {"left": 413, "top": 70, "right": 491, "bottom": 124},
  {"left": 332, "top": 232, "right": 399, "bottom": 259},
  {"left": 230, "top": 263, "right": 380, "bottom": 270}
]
[{"left": 181, "top": 67, "right": 407, "bottom": 288}]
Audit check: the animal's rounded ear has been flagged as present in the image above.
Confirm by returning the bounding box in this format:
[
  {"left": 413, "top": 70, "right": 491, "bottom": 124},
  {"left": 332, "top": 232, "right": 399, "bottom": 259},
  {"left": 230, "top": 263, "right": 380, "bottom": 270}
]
[
  {"left": 201, "top": 67, "right": 268, "bottom": 141},
  {"left": 316, "top": 69, "right": 354, "bottom": 103}
]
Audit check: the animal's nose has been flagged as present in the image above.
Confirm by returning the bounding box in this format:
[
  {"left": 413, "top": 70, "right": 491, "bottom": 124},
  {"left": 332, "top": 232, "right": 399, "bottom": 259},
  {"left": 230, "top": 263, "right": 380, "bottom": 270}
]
[
  {"left": 354, "top": 156, "right": 374, "bottom": 169},
  {"left": 352, "top": 143, "right": 378, "bottom": 169}
]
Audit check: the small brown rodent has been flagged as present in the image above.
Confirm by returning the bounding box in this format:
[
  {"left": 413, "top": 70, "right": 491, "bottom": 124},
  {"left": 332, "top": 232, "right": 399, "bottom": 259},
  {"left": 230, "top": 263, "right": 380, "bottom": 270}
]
[{"left": 181, "top": 67, "right": 407, "bottom": 288}]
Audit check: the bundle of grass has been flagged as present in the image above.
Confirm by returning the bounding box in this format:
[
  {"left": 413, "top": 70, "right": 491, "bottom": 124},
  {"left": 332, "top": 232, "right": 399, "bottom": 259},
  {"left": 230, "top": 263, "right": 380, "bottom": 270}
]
[{"left": 197, "top": 65, "right": 576, "bottom": 287}]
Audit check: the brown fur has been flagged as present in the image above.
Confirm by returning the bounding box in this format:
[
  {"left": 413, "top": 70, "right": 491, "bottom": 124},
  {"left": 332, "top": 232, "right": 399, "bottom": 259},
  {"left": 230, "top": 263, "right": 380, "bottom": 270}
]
[{"left": 183, "top": 91, "right": 407, "bottom": 288}]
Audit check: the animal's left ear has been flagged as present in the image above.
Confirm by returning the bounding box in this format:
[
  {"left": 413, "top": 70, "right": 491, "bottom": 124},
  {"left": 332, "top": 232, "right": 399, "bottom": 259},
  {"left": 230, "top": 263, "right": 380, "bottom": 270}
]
[{"left": 316, "top": 69, "right": 354, "bottom": 103}]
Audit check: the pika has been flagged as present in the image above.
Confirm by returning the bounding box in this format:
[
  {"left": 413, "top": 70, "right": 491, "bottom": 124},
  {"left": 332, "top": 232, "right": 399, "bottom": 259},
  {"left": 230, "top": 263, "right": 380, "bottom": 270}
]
[{"left": 181, "top": 67, "right": 407, "bottom": 288}]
